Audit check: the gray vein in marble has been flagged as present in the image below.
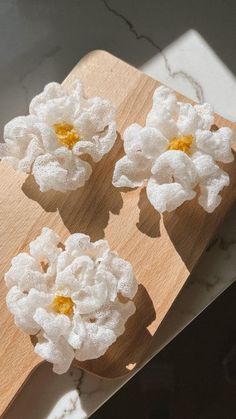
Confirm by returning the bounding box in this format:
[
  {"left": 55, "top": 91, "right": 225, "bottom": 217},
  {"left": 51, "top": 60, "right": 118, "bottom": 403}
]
[
  {"left": 102, "top": 0, "right": 204, "bottom": 102},
  {"left": 76, "top": 370, "right": 85, "bottom": 395}
]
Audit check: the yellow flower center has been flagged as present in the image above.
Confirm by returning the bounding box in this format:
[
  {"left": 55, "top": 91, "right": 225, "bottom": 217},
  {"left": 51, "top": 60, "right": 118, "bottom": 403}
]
[
  {"left": 51, "top": 295, "right": 74, "bottom": 316},
  {"left": 167, "top": 135, "right": 193, "bottom": 155},
  {"left": 53, "top": 123, "right": 80, "bottom": 150}
]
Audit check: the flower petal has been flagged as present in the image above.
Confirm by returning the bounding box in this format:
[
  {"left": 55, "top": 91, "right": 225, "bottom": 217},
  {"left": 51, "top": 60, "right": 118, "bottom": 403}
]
[
  {"left": 1, "top": 115, "right": 57, "bottom": 172},
  {"left": 75, "top": 322, "right": 116, "bottom": 361},
  {"left": 151, "top": 150, "right": 198, "bottom": 190},
  {"left": 73, "top": 121, "right": 117, "bottom": 162},
  {"left": 123, "top": 123, "right": 168, "bottom": 160},
  {"left": 6, "top": 287, "right": 52, "bottom": 334},
  {"left": 4, "top": 251, "right": 51, "bottom": 293},
  {"left": 194, "top": 103, "right": 214, "bottom": 130},
  {"left": 29, "top": 227, "right": 61, "bottom": 276},
  {"left": 177, "top": 103, "right": 200, "bottom": 135},
  {"left": 146, "top": 150, "right": 197, "bottom": 212},
  {"left": 195, "top": 127, "right": 234, "bottom": 163},
  {"left": 64, "top": 234, "right": 109, "bottom": 260},
  {"left": 33, "top": 308, "right": 71, "bottom": 342},
  {"left": 29, "top": 82, "right": 66, "bottom": 115},
  {"left": 147, "top": 178, "right": 196, "bottom": 213},
  {"left": 35, "top": 335, "right": 74, "bottom": 374},
  {"left": 56, "top": 256, "right": 95, "bottom": 292},
  {"left": 99, "top": 252, "right": 138, "bottom": 299},
  {"left": 74, "top": 96, "right": 116, "bottom": 139},
  {"left": 32, "top": 150, "right": 92, "bottom": 192},
  {"left": 146, "top": 86, "right": 178, "bottom": 138},
  {"left": 193, "top": 153, "right": 230, "bottom": 212},
  {"left": 112, "top": 155, "right": 152, "bottom": 188},
  {"left": 150, "top": 86, "right": 178, "bottom": 113},
  {"left": 72, "top": 278, "right": 108, "bottom": 314}
]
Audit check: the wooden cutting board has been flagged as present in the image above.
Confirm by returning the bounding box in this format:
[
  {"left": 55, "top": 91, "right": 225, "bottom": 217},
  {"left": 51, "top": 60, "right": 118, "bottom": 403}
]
[{"left": 1, "top": 50, "right": 236, "bottom": 416}]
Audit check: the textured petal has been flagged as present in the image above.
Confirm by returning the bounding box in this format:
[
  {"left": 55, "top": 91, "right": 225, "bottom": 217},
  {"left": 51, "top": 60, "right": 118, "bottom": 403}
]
[
  {"left": 33, "top": 308, "right": 71, "bottom": 342},
  {"left": 99, "top": 252, "right": 138, "bottom": 299},
  {"left": 75, "top": 322, "right": 116, "bottom": 361},
  {"left": 32, "top": 150, "right": 92, "bottom": 192},
  {"left": 146, "top": 150, "right": 197, "bottom": 212},
  {"left": 6, "top": 287, "right": 52, "bottom": 334},
  {"left": 147, "top": 106, "right": 178, "bottom": 139},
  {"left": 70, "top": 79, "right": 85, "bottom": 103},
  {"left": 112, "top": 155, "right": 152, "bottom": 188},
  {"left": 29, "top": 227, "right": 61, "bottom": 276},
  {"left": 5, "top": 253, "right": 47, "bottom": 292},
  {"left": 1, "top": 115, "right": 57, "bottom": 172},
  {"left": 74, "top": 96, "right": 116, "bottom": 139},
  {"left": 194, "top": 103, "right": 214, "bottom": 130},
  {"left": 147, "top": 178, "right": 196, "bottom": 213},
  {"left": 56, "top": 256, "right": 95, "bottom": 292},
  {"left": 72, "top": 278, "right": 108, "bottom": 314},
  {"left": 151, "top": 150, "right": 198, "bottom": 190},
  {"left": 193, "top": 153, "right": 230, "bottom": 212},
  {"left": 177, "top": 103, "right": 200, "bottom": 135},
  {"left": 150, "top": 86, "right": 178, "bottom": 113},
  {"left": 123, "top": 123, "right": 168, "bottom": 160},
  {"left": 73, "top": 121, "right": 117, "bottom": 162},
  {"left": 64, "top": 234, "right": 109, "bottom": 260},
  {"left": 35, "top": 336, "right": 74, "bottom": 374},
  {"left": 146, "top": 86, "right": 178, "bottom": 138},
  {"left": 75, "top": 299, "right": 135, "bottom": 361},
  {"left": 31, "top": 96, "right": 76, "bottom": 125},
  {"left": 67, "top": 316, "right": 86, "bottom": 349},
  {"left": 91, "top": 300, "right": 135, "bottom": 337},
  {"left": 195, "top": 127, "right": 234, "bottom": 163},
  {"left": 29, "top": 82, "right": 66, "bottom": 115}
]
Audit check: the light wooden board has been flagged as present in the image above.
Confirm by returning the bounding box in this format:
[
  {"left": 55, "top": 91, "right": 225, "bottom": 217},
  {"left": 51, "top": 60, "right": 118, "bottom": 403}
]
[{"left": 1, "top": 50, "right": 236, "bottom": 415}]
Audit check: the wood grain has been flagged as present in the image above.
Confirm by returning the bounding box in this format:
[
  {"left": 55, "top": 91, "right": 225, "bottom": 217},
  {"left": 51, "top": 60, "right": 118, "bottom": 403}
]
[{"left": 1, "top": 50, "right": 236, "bottom": 415}]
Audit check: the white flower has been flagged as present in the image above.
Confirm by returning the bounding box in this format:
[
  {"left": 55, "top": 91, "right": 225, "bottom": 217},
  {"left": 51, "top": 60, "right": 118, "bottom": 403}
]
[
  {"left": 113, "top": 86, "right": 234, "bottom": 213},
  {"left": 5, "top": 228, "right": 138, "bottom": 374},
  {"left": 1, "top": 80, "right": 117, "bottom": 192}
]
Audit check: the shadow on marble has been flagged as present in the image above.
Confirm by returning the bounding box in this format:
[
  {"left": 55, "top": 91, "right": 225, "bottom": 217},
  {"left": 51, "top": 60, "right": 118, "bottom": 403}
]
[
  {"left": 4, "top": 363, "right": 83, "bottom": 419},
  {"left": 91, "top": 281, "right": 236, "bottom": 419}
]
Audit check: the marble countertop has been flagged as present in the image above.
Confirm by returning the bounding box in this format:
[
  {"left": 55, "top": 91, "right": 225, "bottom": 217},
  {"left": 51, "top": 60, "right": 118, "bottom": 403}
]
[{"left": 2, "top": 1, "right": 236, "bottom": 418}]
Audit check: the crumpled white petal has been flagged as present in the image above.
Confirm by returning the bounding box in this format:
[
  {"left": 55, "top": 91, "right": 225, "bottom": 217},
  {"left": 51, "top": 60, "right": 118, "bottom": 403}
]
[
  {"left": 74, "top": 300, "right": 135, "bottom": 361},
  {"left": 32, "top": 149, "right": 92, "bottom": 192},
  {"left": 146, "top": 151, "right": 197, "bottom": 212},
  {"left": 74, "top": 96, "right": 116, "bottom": 138},
  {"left": 146, "top": 86, "right": 178, "bottom": 138},
  {"left": 194, "top": 103, "right": 214, "bottom": 130},
  {"left": 113, "top": 85, "right": 234, "bottom": 213},
  {"left": 123, "top": 123, "right": 168, "bottom": 160},
  {"left": 73, "top": 120, "right": 117, "bottom": 162},
  {"left": 5, "top": 228, "right": 138, "bottom": 373},
  {"left": 0, "top": 115, "right": 57, "bottom": 172},
  {"left": 195, "top": 127, "right": 234, "bottom": 163},
  {"left": 6, "top": 287, "right": 52, "bottom": 334},
  {"left": 35, "top": 335, "right": 75, "bottom": 374},
  {"left": 193, "top": 153, "right": 230, "bottom": 212},
  {"left": 2, "top": 79, "right": 117, "bottom": 192},
  {"left": 112, "top": 155, "right": 152, "bottom": 188}
]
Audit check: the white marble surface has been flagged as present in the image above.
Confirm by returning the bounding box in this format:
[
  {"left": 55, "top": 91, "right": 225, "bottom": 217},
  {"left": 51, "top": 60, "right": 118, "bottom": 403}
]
[{"left": 2, "top": 1, "right": 236, "bottom": 418}]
